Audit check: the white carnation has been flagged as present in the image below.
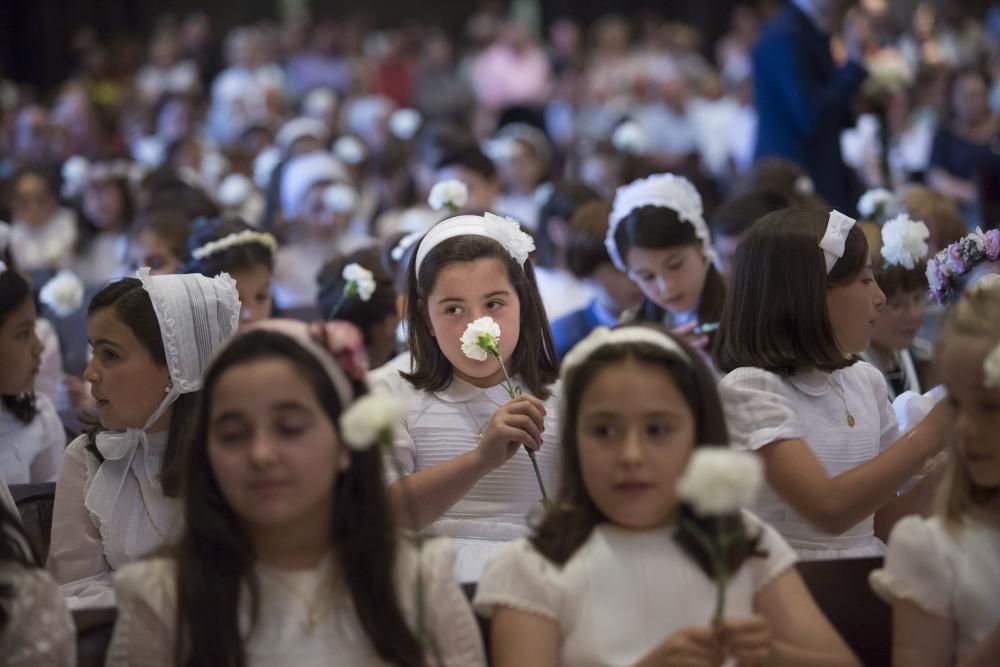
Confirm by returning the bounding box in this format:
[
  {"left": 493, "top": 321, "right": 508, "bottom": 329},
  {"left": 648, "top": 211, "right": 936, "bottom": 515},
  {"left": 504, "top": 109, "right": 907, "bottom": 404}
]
[
  {"left": 333, "top": 135, "right": 367, "bottom": 165},
  {"left": 677, "top": 449, "right": 763, "bottom": 516},
  {"left": 863, "top": 49, "right": 914, "bottom": 96},
  {"left": 611, "top": 121, "right": 648, "bottom": 155},
  {"left": 427, "top": 179, "right": 469, "bottom": 211},
  {"left": 984, "top": 343, "right": 1000, "bottom": 390},
  {"left": 339, "top": 391, "right": 405, "bottom": 450},
  {"left": 857, "top": 188, "right": 895, "bottom": 219},
  {"left": 483, "top": 212, "right": 535, "bottom": 266},
  {"left": 342, "top": 262, "right": 376, "bottom": 301},
  {"left": 460, "top": 316, "right": 501, "bottom": 362},
  {"left": 217, "top": 173, "right": 254, "bottom": 208},
  {"left": 39, "top": 270, "right": 85, "bottom": 318},
  {"left": 880, "top": 214, "right": 930, "bottom": 269},
  {"left": 323, "top": 183, "right": 358, "bottom": 214},
  {"left": 388, "top": 108, "right": 422, "bottom": 141}
]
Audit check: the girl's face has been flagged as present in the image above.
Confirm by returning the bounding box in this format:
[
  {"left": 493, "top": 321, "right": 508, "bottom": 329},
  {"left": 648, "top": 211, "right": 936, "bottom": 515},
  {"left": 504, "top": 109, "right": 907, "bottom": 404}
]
[
  {"left": 12, "top": 174, "right": 57, "bottom": 229},
  {"left": 85, "top": 307, "right": 172, "bottom": 430},
  {"left": 231, "top": 264, "right": 273, "bottom": 329},
  {"left": 425, "top": 257, "right": 521, "bottom": 387},
  {"left": 83, "top": 181, "right": 126, "bottom": 231},
  {"left": 939, "top": 336, "right": 1000, "bottom": 488},
  {"left": 827, "top": 262, "right": 886, "bottom": 355},
  {"left": 625, "top": 245, "right": 709, "bottom": 315},
  {"left": 207, "top": 357, "right": 348, "bottom": 532},
  {"left": 127, "top": 229, "right": 181, "bottom": 275},
  {"left": 577, "top": 357, "right": 697, "bottom": 530},
  {"left": 870, "top": 288, "right": 927, "bottom": 352},
  {"left": 952, "top": 72, "right": 988, "bottom": 124},
  {"left": 498, "top": 141, "right": 545, "bottom": 194},
  {"left": 0, "top": 298, "right": 44, "bottom": 395}
]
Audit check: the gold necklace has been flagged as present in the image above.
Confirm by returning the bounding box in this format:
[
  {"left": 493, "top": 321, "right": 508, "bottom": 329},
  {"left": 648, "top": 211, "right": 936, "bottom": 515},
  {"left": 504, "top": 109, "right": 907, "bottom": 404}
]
[
  {"left": 260, "top": 561, "right": 334, "bottom": 635},
  {"left": 829, "top": 376, "right": 856, "bottom": 428}
]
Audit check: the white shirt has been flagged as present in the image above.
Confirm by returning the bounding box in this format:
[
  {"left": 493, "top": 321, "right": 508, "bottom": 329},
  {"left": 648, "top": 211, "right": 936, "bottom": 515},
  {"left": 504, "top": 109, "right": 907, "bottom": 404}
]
[
  {"left": 10, "top": 208, "right": 78, "bottom": 272},
  {"left": 0, "top": 393, "right": 64, "bottom": 484},
  {"left": 48, "top": 431, "right": 181, "bottom": 608},
  {"left": 474, "top": 512, "right": 797, "bottom": 667},
  {"left": 719, "top": 362, "right": 900, "bottom": 559},
  {"left": 372, "top": 371, "right": 561, "bottom": 581},
  {"left": 533, "top": 267, "right": 595, "bottom": 323},
  {"left": 871, "top": 512, "right": 1000, "bottom": 661},
  {"left": 107, "top": 539, "right": 486, "bottom": 667}
]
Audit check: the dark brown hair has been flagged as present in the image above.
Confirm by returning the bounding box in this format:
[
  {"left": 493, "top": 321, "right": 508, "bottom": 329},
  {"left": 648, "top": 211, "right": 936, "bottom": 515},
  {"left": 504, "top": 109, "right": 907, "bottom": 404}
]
[
  {"left": 316, "top": 245, "right": 397, "bottom": 341},
  {"left": 181, "top": 215, "right": 275, "bottom": 277},
  {"left": 131, "top": 209, "right": 196, "bottom": 267},
  {"left": 613, "top": 205, "right": 728, "bottom": 327},
  {"left": 536, "top": 183, "right": 599, "bottom": 268},
  {"left": 402, "top": 235, "right": 558, "bottom": 399},
  {"left": 0, "top": 268, "right": 37, "bottom": 424},
  {"left": 173, "top": 330, "right": 424, "bottom": 667},
  {"left": 531, "top": 326, "right": 730, "bottom": 565},
  {"left": 713, "top": 208, "right": 869, "bottom": 376},
  {"left": 85, "top": 278, "right": 197, "bottom": 496},
  {"left": 565, "top": 199, "right": 613, "bottom": 279}
]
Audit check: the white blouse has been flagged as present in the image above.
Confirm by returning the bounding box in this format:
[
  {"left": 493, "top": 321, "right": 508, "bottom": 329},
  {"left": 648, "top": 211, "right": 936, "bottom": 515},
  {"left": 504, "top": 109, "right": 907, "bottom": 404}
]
[
  {"left": 474, "top": 512, "right": 797, "bottom": 667},
  {"left": 107, "top": 538, "right": 487, "bottom": 667},
  {"left": 48, "top": 431, "right": 181, "bottom": 608},
  {"left": 372, "top": 371, "right": 561, "bottom": 582},
  {"left": 0, "top": 393, "right": 65, "bottom": 484},
  {"left": 719, "top": 362, "right": 900, "bottom": 560},
  {"left": 0, "top": 563, "right": 76, "bottom": 667},
  {"left": 870, "top": 513, "right": 1000, "bottom": 661},
  {"left": 9, "top": 208, "right": 78, "bottom": 272}
]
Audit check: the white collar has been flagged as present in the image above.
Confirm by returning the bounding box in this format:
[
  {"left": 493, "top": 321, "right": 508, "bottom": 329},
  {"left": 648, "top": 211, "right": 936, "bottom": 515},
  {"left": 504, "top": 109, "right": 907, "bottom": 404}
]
[
  {"left": 433, "top": 375, "right": 514, "bottom": 407},
  {"left": 789, "top": 368, "right": 835, "bottom": 397}
]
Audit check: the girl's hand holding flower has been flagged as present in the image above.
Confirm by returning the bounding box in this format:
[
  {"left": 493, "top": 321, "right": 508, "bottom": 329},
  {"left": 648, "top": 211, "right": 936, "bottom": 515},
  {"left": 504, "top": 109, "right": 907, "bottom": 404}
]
[{"left": 475, "top": 394, "right": 547, "bottom": 473}]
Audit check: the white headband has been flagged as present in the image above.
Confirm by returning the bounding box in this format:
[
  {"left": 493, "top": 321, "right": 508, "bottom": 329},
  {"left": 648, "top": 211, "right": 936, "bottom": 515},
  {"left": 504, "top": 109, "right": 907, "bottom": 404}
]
[
  {"left": 414, "top": 212, "right": 535, "bottom": 274},
  {"left": 561, "top": 326, "right": 691, "bottom": 378},
  {"left": 819, "top": 210, "right": 857, "bottom": 273},
  {"left": 605, "top": 173, "right": 716, "bottom": 272},
  {"left": 191, "top": 230, "right": 278, "bottom": 261}
]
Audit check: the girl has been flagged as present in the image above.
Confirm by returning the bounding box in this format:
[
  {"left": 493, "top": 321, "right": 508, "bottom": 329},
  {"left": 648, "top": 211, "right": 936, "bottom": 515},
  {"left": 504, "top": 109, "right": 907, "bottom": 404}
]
[
  {"left": 0, "top": 503, "right": 75, "bottom": 666},
  {"left": 125, "top": 209, "right": 195, "bottom": 276},
  {"left": 474, "top": 325, "right": 859, "bottom": 667},
  {"left": 48, "top": 270, "right": 240, "bottom": 608},
  {"left": 106, "top": 321, "right": 486, "bottom": 666},
  {"left": 74, "top": 161, "right": 135, "bottom": 286},
  {"left": 8, "top": 167, "right": 78, "bottom": 276},
  {"left": 715, "top": 208, "right": 947, "bottom": 560},
  {"left": 0, "top": 263, "right": 65, "bottom": 485},
  {"left": 870, "top": 283, "right": 1000, "bottom": 667},
  {"left": 372, "top": 212, "right": 560, "bottom": 582},
  {"left": 182, "top": 215, "right": 277, "bottom": 328},
  {"left": 605, "top": 173, "right": 726, "bottom": 353}
]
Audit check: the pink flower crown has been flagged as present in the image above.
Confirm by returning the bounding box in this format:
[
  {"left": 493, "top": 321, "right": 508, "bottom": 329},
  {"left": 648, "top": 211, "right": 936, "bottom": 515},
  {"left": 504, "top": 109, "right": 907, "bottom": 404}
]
[{"left": 926, "top": 228, "right": 1000, "bottom": 304}]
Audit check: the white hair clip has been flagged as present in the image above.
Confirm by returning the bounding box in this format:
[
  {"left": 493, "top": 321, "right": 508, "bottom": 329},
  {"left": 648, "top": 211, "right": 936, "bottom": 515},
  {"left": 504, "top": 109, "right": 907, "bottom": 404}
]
[
  {"left": 414, "top": 212, "right": 535, "bottom": 274},
  {"left": 819, "top": 210, "right": 857, "bottom": 274},
  {"left": 191, "top": 230, "right": 278, "bottom": 261}
]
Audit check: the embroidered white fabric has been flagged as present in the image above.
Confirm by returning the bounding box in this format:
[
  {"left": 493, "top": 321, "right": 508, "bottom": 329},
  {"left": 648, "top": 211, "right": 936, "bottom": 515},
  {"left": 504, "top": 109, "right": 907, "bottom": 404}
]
[{"left": 0, "top": 564, "right": 76, "bottom": 666}]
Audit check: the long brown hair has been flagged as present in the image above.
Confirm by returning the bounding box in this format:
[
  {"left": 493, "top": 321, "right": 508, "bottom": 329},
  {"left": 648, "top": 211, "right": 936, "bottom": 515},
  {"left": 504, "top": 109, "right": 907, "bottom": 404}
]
[
  {"left": 85, "top": 278, "right": 197, "bottom": 496},
  {"left": 531, "top": 326, "right": 730, "bottom": 565},
  {"left": 173, "top": 330, "right": 424, "bottom": 667},
  {"left": 402, "top": 235, "right": 558, "bottom": 399}
]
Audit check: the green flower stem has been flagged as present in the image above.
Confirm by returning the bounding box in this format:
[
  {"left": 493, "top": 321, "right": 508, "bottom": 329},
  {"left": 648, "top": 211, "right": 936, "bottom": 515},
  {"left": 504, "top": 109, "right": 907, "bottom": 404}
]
[
  {"left": 680, "top": 515, "right": 731, "bottom": 626},
  {"left": 327, "top": 281, "right": 358, "bottom": 320}
]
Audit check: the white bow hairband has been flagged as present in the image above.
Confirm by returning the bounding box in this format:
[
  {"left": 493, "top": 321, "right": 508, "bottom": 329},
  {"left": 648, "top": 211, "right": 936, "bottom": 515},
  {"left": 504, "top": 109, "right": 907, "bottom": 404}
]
[{"left": 819, "top": 210, "right": 857, "bottom": 274}]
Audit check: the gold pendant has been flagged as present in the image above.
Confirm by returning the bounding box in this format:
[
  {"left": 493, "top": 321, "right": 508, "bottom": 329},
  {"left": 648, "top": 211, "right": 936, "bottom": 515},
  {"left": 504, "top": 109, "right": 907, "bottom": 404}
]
[{"left": 847, "top": 413, "right": 856, "bottom": 428}]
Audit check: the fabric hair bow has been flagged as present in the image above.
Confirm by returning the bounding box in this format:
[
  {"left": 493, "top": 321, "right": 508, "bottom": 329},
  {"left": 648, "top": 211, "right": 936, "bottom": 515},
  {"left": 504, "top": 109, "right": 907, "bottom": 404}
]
[{"left": 819, "top": 210, "right": 857, "bottom": 274}]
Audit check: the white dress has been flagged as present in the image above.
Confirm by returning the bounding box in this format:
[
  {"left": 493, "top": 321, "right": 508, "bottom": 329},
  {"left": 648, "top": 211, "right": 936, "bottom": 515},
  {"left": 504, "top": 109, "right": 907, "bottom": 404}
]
[
  {"left": 9, "top": 208, "right": 78, "bottom": 272},
  {"left": 719, "top": 362, "right": 900, "bottom": 559},
  {"left": 870, "top": 513, "right": 1000, "bottom": 661},
  {"left": 474, "top": 512, "right": 797, "bottom": 667},
  {"left": 372, "top": 371, "right": 561, "bottom": 582},
  {"left": 47, "top": 431, "right": 181, "bottom": 608},
  {"left": 0, "top": 563, "right": 76, "bottom": 667},
  {"left": 0, "top": 393, "right": 64, "bottom": 484},
  {"left": 106, "top": 538, "right": 487, "bottom": 667}
]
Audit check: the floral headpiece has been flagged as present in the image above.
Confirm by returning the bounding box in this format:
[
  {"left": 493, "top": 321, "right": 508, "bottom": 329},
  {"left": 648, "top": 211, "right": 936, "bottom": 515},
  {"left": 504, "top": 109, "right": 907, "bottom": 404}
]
[
  {"left": 880, "top": 214, "right": 929, "bottom": 270},
  {"left": 926, "top": 228, "right": 1000, "bottom": 304},
  {"left": 414, "top": 212, "right": 535, "bottom": 273},
  {"left": 605, "top": 173, "right": 715, "bottom": 272},
  {"left": 191, "top": 230, "right": 278, "bottom": 261}
]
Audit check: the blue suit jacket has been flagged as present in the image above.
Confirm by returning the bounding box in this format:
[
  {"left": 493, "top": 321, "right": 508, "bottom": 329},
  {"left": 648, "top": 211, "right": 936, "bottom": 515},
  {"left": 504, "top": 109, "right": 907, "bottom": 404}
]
[
  {"left": 753, "top": 3, "right": 867, "bottom": 212},
  {"left": 552, "top": 301, "right": 607, "bottom": 360}
]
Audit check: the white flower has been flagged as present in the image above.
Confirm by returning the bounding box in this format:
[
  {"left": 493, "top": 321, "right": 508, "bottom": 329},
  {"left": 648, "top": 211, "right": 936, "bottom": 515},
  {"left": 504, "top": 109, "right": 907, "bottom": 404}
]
[
  {"left": 984, "top": 343, "right": 1000, "bottom": 390},
  {"left": 483, "top": 212, "right": 535, "bottom": 266},
  {"left": 388, "top": 108, "right": 422, "bottom": 141},
  {"left": 880, "top": 214, "right": 930, "bottom": 269},
  {"left": 323, "top": 183, "right": 358, "bottom": 214},
  {"left": 611, "top": 121, "right": 648, "bottom": 155},
  {"left": 339, "top": 391, "right": 405, "bottom": 450},
  {"left": 342, "top": 262, "right": 376, "bottom": 301},
  {"left": 61, "top": 156, "right": 90, "bottom": 198},
  {"left": 333, "top": 135, "right": 367, "bottom": 165},
  {"left": 217, "top": 173, "right": 254, "bottom": 208},
  {"left": 460, "top": 316, "right": 501, "bottom": 362},
  {"left": 677, "top": 449, "right": 763, "bottom": 516},
  {"left": 857, "top": 188, "right": 895, "bottom": 219},
  {"left": 863, "top": 49, "right": 914, "bottom": 96},
  {"left": 427, "top": 179, "right": 469, "bottom": 212},
  {"left": 39, "top": 270, "right": 85, "bottom": 318}
]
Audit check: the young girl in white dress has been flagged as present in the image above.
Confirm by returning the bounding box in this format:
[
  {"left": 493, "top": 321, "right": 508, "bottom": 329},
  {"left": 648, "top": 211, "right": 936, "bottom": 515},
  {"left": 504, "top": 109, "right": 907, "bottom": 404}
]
[
  {"left": 0, "top": 263, "right": 65, "bottom": 485},
  {"left": 474, "top": 326, "right": 859, "bottom": 667},
  {"left": 715, "top": 208, "right": 947, "bottom": 560},
  {"left": 605, "top": 173, "right": 727, "bottom": 354},
  {"left": 107, "top": 320, "right": 486, "bottom": 666},
  {"left": 372, "top": 212, "right": 560, "bottom": 582},
  {"left": 870, "top": 282, "right": 1000, "bottom": 666},
  {"left": 47, "top": 269, "right": 240, "bottom": 608}
]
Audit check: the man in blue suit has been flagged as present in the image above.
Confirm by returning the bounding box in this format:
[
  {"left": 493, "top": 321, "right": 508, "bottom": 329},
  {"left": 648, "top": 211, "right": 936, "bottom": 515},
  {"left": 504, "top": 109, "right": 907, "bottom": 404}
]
[{"left": 753, "top": 0, "right": 870, "bottom": 213}]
